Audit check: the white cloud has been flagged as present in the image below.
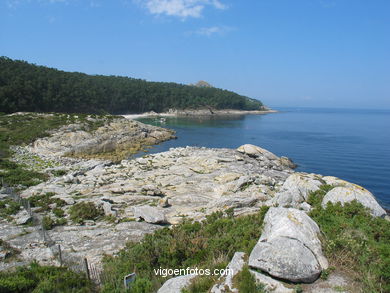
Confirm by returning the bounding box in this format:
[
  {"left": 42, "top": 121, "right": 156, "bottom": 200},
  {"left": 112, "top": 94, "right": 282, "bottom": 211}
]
[
  {"left": 192, "top": 25, "right": 234, "bottom": 36},
  {"left": 140, "top": 0, "right": 227, "bottom": 19}
]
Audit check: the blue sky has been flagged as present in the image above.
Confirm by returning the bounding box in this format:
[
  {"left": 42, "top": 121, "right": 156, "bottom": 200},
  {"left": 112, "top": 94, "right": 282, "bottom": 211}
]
[{"left": 1, "top": 0, "right": 389, "bottom": 109}]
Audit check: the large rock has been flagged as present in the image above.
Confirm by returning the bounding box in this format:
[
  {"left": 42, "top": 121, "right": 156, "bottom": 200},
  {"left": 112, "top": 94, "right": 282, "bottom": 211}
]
[
  {"left": 274, "top": 173, "right": 323, "bottom": 207},
  {"left": 157, "top": 274, "right": 196, "bottom": 293},
  {"left": 29, "top": 118, "right": 175, "bottom": 159},
  {"left": 133, "top": 206, "right": 167, "bottom": 224},
  {"left": 237, "top": 144, "right": 279, "bottom": 160},
  {"left": 322, "top": 185, "right": 386, "bottom": 217},
  {"left": 211, "top": 252, "right": 246, "bottom": 293},
  {"left": 249, "top": 207, "right": 328, "bottom": 283},
  {"left": 14, "top": 210, "right": 32, "bottom": 225}
]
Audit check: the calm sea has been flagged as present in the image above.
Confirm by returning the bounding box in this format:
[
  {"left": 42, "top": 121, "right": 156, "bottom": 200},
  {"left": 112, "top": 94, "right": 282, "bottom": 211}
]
[{"left": 137, "top": 107, "right": 390, "bottom": 209}]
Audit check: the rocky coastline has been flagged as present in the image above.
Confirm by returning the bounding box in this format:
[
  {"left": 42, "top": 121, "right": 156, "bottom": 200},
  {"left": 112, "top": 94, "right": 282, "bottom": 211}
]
[
  {"left": 122, "top": 108, "right": 277, "bottom": 119},
  {"left": 0, "top": 114, "right": 388, "bottom": 292}
]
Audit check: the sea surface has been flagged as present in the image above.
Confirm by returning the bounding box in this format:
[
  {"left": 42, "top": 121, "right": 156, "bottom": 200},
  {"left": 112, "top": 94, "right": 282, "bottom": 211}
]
[{"left": 137, "top": 107, "right": 390, "bottom": 209}]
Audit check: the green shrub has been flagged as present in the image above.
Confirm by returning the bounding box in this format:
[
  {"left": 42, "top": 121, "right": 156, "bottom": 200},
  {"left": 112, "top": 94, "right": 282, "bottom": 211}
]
[
  {"left": 308, "top": 188, "right": 390, "bottom": 293},
  {"left": 307, "top": 184, "right": 333, "bottom": 207},
  {"left": 29, "top": 192, "right": 66, "bottom": 212},
  {"left": 55, "top": 218, "right": 67, "bottom": 226},
  {"left": 102, "top": 207, "right": 269, "bottom": 292},
  {"left": 42, "top": 216, "right": 55, "bottom": 230},
  {"left": 234, "top": 265, "right": 265, "bottom": 293},
  {"left": 129, "top": 277, "right": 153, "bottom": 293},
  {"left": 69, "top": 202, "right": 104, "bottom": 224},
  {"left": 53, "top": 207, "right": 65, "bottom": 218},
  {"left": 0, "top": 262, "right": 94, "bottom": 293},
  {"left": 51, "top": 169, "right": 67, "bottom": 177},
  {"left": 0, "top": 199, "right": 21, "bottom": 218}
]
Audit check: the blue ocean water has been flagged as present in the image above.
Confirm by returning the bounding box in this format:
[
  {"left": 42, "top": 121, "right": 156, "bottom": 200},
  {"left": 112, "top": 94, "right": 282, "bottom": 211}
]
[{"left": 137, "top": 108, "right": 390, "bottom": 209}]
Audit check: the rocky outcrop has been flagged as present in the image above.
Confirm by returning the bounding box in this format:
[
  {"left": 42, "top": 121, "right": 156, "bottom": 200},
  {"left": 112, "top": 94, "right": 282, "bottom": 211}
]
[
  {"left": 157, "top": 274, "right": 196, "bottom": 293},
  {"left": 3, "top": 135, "right": 386, "bottom": 284},
  {"left": 249, "top": 207, "right": 328, "bottom": 283},
  {"left": 274, "top": 173, "right": 323, "bottom": 208},
  {"left": 322, "top": 185, "right": 386, "bottom": 217},
  {"left": 28, "top": 117, "right": 175, "bottom": 160},
  {"left": 14, "top": 209, "right": 32, "bottom": 225},
  {"left": 21, "top": 146, "right": 295, "bottom": 227}
]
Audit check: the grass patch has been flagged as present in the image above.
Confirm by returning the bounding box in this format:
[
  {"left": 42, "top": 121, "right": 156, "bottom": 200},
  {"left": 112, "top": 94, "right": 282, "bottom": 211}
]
[
  {"left": 0, "top": 262, "right": 94, "bottom": 293},
  {"left": 309, "top": 186, "right": 390, "bottom": 292},
  {"left": 102, "top": 207, "right": 269, "bottom": 292},
  {"left": 69, "top": 202, "right": 104, "bottom": 224}
]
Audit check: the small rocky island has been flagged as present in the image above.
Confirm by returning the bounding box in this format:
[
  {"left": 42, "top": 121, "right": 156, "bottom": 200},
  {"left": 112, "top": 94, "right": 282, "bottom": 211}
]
[{"left": 0, "top": 113, "right": 388, "bottom": 293}]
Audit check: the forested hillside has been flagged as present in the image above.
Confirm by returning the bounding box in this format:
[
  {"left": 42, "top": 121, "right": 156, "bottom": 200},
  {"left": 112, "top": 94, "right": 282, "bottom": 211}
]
[{"left": 0, "top": 57, "right": 263, "bottom": 114}]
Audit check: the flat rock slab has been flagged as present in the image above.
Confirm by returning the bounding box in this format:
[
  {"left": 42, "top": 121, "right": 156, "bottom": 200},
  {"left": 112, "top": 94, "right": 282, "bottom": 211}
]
[
  {"left": 133, "top": 206, "right": 167, "bottom": 224},
  {"left": 249, "top": 207, "right": 328, "bottom": 283}
]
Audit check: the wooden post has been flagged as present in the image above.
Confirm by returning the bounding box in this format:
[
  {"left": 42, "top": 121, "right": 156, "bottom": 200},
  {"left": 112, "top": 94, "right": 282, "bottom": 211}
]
[
  {"left": 58, "top": 245, "right": 62, "bottom": 267},
  {"left": 84, "top": 258, "right": 90, "bottom": 280}
]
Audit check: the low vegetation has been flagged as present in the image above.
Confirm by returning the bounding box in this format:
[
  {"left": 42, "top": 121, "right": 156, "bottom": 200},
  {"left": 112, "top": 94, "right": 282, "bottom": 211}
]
[
  {"left": 308, "top": 186, "right": 390, "bottom": 292},
  {"left": 0, "top": 262, "right": 94, "bottom": 293},
  {"left": 0, "top": 198, "right": 21, "bottom": 220},
  {"left": 102, "top": 207, "right": 269, "bottom": 292},
  {"left": 29, "top": 192, "right": 66, "bottom": 212},
  {"left": 69, "top": 202, "right": 104, "bottom": 224},
  {"left": 233, "top": 265, "right": 265, "bottom": 293}
]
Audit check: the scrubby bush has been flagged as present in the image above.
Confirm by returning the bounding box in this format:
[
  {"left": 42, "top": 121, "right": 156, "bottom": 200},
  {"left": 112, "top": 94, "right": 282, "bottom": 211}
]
[
  {"left": 309, "top": 186, "right": 390, "bottom": 292},
  {"left": 42, "top": 216, "right": 55, "bottom": 230},
  {"left": 0, "top": 262, "right": 94, "bottom": 293},
  {"left": 69, "top": 201, "right": 104, "bottom": 224},
  {"left": 128, "top": 277, "right": 153, "bottom": 293},
  {"left": 0, "top": 199, "right": 21, "bottom": 219},
  {"left": 234, "top": 265, "right": 265, "bottom": 293},
  {"left": 51, "top": 169, "right": 67, "bottom": 177},
  {"left": 102, "top": 207, "right": 269, "bottom": 292},
  {"left": 29, "top": 192, "right": 66, "bottom": 212},
  {"left": 53, "top": 207, "right": 65, "bottom": 218}
]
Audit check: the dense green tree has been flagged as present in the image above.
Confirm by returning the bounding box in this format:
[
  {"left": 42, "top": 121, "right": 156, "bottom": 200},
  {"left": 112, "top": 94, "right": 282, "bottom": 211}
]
[{"left": 0, "top": 56, "right": 264, "bottom": 114}]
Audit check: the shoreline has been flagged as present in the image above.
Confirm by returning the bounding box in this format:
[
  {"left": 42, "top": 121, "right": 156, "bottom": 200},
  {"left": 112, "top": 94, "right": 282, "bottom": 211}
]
[{"left": 122, "top": 109, "right": 277, "bottom": 120}]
